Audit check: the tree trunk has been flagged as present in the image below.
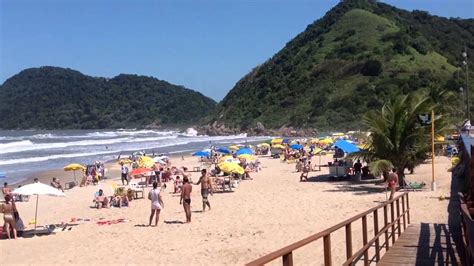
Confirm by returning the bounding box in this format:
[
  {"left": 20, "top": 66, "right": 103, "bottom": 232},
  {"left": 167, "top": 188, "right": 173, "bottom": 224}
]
[{"left": 397, "top": 167, "right": 405, "bottom": 188}]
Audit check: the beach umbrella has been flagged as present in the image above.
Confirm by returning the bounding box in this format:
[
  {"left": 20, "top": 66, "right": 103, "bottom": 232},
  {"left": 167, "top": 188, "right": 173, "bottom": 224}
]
[
  {"left": 282, "top": 138, "right": 290, "bottom": 144},
  {"left": 290, "top": 144, "right": 303, "bottom": 150},
  {"left": 118, "top": 159, "right": 133, "bottom": 165},
  {"left": 138, "top": 156, "right": 155, "bottom": 168},
  {"left": 130, "top": 168, "right": 153, "bottom": 177},
  {"left": 271, "top": 138, "right": 283, "bottom": 144},
  {"left": 236, "top": 148, "right": 254, "bottom": 156},
  {"left": 217, "top": 147, "right": 231, "bottom": 154},
  {"left": 218, "top": 162, "right": 245, "bottom": 175},
  {"left": 319, "top": 138, "right": 333, "bottom": 145},
  {"left": 228, "top": 145, "right": 239, "bottom": 151},
  {"left": 192, "top": 151, "right": 210, "bottom": 157},
  {"left": 63, "top": 163, "right": 85, "bottom": 183},
  {"left": 272, "top": 144, "right": 285, "bottom": 149},
  {"left": 12, "top": 182, "right": 65, "bottom": 231},
  {"left": 238, "top": 154, "right": 255, "bottom": 161}
]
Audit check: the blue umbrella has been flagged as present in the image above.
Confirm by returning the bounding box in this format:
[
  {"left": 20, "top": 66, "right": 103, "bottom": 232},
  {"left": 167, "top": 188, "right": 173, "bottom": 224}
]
[
  {"left": 217, "top": 147, "right": 231, "bottom": 154},
  {"left": 192, "top": 151, "right": 210, "bottom": 157},
  {"left": 282, "top": 138, "right": 290, "bottom": 144},
  {"left": 236, "top": 148, "right": 254, "bottom": 156},
  {"left": 290, "top": 144, "right": 303, "bottom": 150}
]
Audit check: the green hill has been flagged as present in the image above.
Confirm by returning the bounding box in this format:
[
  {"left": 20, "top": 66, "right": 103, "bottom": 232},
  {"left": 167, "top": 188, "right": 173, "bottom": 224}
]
[
  {"left": 213, "top": 0, "right": 474, "bottom": 130},
  {"left": 0, "top": 67, "right": 216, "bottom": 129}
]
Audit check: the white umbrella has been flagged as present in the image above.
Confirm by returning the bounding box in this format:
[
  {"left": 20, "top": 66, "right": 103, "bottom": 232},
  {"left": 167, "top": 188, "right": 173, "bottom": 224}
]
[{"left": 13, "top": 182, "right": 65, "bottom": 230}]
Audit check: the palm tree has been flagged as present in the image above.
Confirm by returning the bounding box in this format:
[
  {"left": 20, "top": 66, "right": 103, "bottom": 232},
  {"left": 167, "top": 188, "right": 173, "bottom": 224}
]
[{"left": 353, "top": 92, "right": 444, "bottom": 187}]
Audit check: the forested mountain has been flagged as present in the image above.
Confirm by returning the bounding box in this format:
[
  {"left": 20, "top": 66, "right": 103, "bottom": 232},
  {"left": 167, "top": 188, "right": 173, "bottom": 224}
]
[
  {"left": 0, "top": 67, "right": 216, "bottom": 129},
  {"left": 213, "top": 0, "right": 474, "bottom": 130}
]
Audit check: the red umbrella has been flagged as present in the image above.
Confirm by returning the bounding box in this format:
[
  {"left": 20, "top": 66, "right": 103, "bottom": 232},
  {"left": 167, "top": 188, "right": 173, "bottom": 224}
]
[{"left": 130, "top": 168, "right": 153, "bottom": 177}]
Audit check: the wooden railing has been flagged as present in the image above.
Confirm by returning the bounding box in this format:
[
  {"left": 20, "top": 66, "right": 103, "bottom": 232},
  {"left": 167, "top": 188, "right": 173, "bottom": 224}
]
[{"left": 246, "top": 192, "right": 410, "bottom": 266}]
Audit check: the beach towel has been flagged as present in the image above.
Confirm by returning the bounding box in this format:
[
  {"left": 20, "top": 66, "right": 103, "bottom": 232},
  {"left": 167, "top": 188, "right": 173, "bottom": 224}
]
[{"left": 96, "top": 218, "right": 129, "bottom": 226}]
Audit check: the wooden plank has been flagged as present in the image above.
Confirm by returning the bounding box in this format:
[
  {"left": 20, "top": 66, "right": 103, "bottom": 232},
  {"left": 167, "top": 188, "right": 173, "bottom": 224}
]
[{"left": 378, "top": 224, "right": 462, "bottom": 265}]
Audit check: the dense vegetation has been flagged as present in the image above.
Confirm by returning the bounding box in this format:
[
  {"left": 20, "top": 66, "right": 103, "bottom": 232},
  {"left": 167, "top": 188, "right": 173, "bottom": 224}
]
[
  {"left": 213, "top": 0, "right": 474, "bottom": 130},
  {"left": 0, "top": 67, "right": 216, "bottom": 129}
]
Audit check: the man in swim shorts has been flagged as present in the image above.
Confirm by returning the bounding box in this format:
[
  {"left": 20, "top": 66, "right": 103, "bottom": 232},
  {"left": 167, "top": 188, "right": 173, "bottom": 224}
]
[
  {"left": 180, "top": 176, "right": 192, "bottom": 223},
  {"left": 195, "top": 169, "right": 213, "bottom": 212}
]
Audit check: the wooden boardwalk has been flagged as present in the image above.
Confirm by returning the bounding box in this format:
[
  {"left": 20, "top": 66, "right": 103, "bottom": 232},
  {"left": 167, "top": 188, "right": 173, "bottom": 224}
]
[{"left": 378, "top": 223, "right": 464, "bottom": 265}]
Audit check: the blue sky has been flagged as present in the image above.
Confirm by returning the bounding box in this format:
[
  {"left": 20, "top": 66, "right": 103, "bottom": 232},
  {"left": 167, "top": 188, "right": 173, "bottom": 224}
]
[{"left": 1, "top": 0, "right": 472, "bottom": 101}]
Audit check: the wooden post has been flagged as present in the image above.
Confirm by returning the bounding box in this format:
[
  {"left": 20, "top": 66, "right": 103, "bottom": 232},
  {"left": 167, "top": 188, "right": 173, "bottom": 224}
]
[
  {"left": 345, "top": 223, "right": 352, "bottom": 260},
  {"left": 384, "top": 205, "right": 389, "bottom": 251},
  {"left": 406, "top": 194, "right": 410, "bottom": 224},
  {"left": 396, "top": 199, "right": 401, "bottom": 236},
  {"left": 324, "top": 234, "right": 332, "bottom": 266},
  {"left": 373, "top": 210, "right": 380, "bottom": 262},
  {"left": 391, "top": 202, "right": 395, "bottom": 244},
  {"left": 283, "top": 252, "right": 293, "bottom": 266},
  {"left": 362, "top": 215, "right": 368, "bottom": 266},
  {"left": 401, "top": 195, "right": 406, "bottom": 230},
  {"left": 431, "top": 109, "right": 436, "bottom": 191}
]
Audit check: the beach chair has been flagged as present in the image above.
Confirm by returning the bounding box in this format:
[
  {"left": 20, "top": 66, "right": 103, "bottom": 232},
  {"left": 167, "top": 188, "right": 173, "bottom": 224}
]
[
  {"left": 129, "top": 182, "right": 145, "bottom": 199},
  {"left": 403, "top": 178, "right": 426, "bottom": 191}
]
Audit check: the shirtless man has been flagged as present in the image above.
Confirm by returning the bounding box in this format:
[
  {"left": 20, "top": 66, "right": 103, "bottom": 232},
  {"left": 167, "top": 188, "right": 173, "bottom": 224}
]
[
  {"left": 195, "top": 169, "right": 213, "bottom": 212},
  {"left": 180, "top": 176, "right": 192, "bottom": 223},
  {"left": 94, "top": 189, "right": 109, "bottom": 209}
]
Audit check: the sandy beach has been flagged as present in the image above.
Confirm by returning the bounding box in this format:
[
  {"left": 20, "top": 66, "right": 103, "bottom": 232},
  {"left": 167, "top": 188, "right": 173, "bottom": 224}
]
[{"left": 0, "top": 153, "right": 455, "bottom": 265}]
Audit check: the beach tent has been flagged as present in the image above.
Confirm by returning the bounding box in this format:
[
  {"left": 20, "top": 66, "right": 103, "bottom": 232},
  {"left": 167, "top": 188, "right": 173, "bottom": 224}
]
[
  {"left": 63, "top": 163, "right": 86, "bottom": 183},
  {"left": 192, "top": 151, "right": 210, "bottom": 157},
  {"left": 334, "top": 140, "right": 360, "bottom": 154},
  {"left": 290, "top": 144, "right": 303, "bottom": 150},
  {"left": 12, "top": 182, "right": 65, "bottom": 231},
  {"left": 217, "top": 147, "right": 231, "bottom": 154},
  {"left": 236, "top": 148, "right": 254, "bottom": 156}
]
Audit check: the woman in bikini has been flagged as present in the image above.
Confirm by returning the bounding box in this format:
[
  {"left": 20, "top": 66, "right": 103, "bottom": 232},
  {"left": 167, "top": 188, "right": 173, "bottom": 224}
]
[{"left": 1, "top": 194, "right": 17, "bottom": 239}]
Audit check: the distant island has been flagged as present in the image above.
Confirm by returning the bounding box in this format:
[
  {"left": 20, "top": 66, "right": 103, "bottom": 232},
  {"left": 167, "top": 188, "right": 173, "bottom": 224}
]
[{"left": 0, "top": 67, "right": 216, "bottom": 129}]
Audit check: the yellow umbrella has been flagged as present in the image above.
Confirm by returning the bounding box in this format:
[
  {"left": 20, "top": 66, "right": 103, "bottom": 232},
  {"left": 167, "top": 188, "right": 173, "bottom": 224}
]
[
  {"left": 63, "top": 163, "right": 85, "bottom": 183},
  {"left": 271, "top": 138, "right": 283, "bottom": 144},
  {"left": 332, "top": 132, "right": 345, "bottom": 136},
  {"left": 238, "top": 154, "right": 255, "bottom": 161},
  {"left": 272, "top": 144, "right": 285, "bottom": 149},
  {"left": 258, "top": 143, "right": 271, "bottom": 147},
  {"left": 229, "top": 145, "right": 239, "bottom": 150},
  {"left": 218, "top": 162, "right": 245, "bottom": 175},
  {"left": 118, "top": 159, "right": 133, "bottom": 165},
  {"left": 138, "top": 156, "right": 155, "bottom": 168},
  {"left": 319, "top": 138, "right": 333, "bottom": 145},
  {"left": 219, "top": 155, "right": 234, "bottom": 163}
]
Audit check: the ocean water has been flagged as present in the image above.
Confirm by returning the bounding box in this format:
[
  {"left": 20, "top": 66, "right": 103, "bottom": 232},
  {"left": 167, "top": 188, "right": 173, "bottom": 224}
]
[{"left": 0, "top": 129, "right": 269, "bottom": 184}]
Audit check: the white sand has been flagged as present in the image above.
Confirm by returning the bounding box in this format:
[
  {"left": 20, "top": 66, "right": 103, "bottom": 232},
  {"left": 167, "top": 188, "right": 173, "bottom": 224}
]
[{"left": 0, "top": 154, "right": 454, "bottom": 264}]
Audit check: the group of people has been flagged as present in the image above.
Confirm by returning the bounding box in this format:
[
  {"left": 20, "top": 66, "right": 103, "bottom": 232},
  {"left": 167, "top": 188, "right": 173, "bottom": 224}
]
[{"left": 147, "top": 169, "right": 212, "bottom": 226}]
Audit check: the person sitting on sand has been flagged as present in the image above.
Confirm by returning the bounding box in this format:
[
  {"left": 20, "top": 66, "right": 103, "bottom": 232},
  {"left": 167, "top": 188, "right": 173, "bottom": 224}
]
[
  {"left": 111, "top": 192, "right": 129, "bottom": 208},
  {"left": 174, "top": 176, "right": 183, "bottom": 193},
  {"left": 180, "top": 176, "right": 192, "bottom": 223},
  {"left": 94, "top": 189, "right": 109, "bottom": 209},
  {"left": 0, "top": 194, "right": 17, "bottom": 239},
  {"left": 50, "top": 178, "right": 64, "bottom": 192}
]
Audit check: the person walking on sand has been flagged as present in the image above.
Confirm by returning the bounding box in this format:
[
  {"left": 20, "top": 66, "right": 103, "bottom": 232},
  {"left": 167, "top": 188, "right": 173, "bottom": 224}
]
[
  {"left": 195, "top": 169, "right": 213, "bottom": 212},
  {"left": 0, "top": 194, "right": 17, "bottom": 239},
  {"left": 148, "top": 182, "right": 163, "bottom": 227},
  {"left": 180, "top": 176, "right": 192, "bottom": 223},
  {"left": 387, "top": 168, "right": 398, "bottom": 200},
  {"left": 120, "top": 162, "right": 129, "bottom": 185}
]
